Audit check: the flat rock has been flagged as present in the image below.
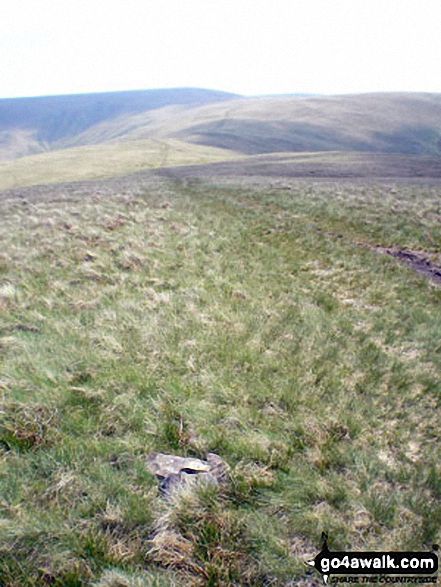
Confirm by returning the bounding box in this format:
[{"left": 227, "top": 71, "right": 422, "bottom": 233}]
[
  {"left": 146, "top": 452, "right": 212, "bottom": 478},
  {"left": 146, "top": 452, "right": 230, "bottom": 497}
]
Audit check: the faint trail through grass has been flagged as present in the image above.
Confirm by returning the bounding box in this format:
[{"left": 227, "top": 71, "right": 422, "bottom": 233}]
[{"left": 0, "top": 175, "right": 440, "bottom": 585}]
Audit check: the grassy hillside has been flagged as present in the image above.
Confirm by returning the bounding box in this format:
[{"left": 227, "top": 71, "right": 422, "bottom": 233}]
[
  {"left": 0, "top": 139, "right": 241, "bottom": 191},
  {"left": 0, "top": 129, "right": 48, "bottom": 161},
  {"left": 0, "top": 88, "right": 239, "bottom": 159},
  {"left": 1, "top": 90, "right": 441, "bottom": 190},
  {"left": 2, "top": 147, "right": 441, "bottom": 196},
  {"left": 0, "top": 173, "right": 440, "bottom": 585},
  {"left": 78, "top": 93, "right": 441, "bottom": 156},
  {"left": 2, "top": 91, "right": 441, "bottom": 160},
  {"left": 155, "top": 151, "right": 441, "bottom": 180},
  {"left": 175, "top": 93, "right": 441, "bottom": 155}
]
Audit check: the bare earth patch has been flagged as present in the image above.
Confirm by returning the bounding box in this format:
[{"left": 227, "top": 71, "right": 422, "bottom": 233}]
[{"left": 382, "top": 248, "right": 441, "bottom": 284}]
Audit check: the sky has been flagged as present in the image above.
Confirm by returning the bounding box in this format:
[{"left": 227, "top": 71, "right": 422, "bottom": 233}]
[{"left": 1, "top": 0, "right": 441, "bottom": 99}]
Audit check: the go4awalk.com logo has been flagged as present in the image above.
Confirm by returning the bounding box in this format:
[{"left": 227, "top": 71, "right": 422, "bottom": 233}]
[{"left": 306, "top": 534, "right": 439, "bottom": 585}]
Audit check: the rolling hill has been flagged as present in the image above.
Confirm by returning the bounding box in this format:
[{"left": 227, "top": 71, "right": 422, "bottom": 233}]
[
  {"left": 95, "top": 92, "right": 441, "bottom": 156},
  {"left": 1, "top": 88, "right": 441, "bottom": 188},
  {"left": 0, "top": 88, "right": 239, "bottom": 160}
]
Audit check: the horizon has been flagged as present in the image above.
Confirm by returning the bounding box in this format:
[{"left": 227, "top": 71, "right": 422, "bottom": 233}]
[
  {"left": 1, "top": 85, "right": 441, "bottom": 103},
  {"left": 2, "top": 0, "right": 441, "bottom": 100}
]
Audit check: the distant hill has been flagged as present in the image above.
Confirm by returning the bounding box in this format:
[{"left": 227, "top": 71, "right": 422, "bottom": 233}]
[
  {"left": 1, "top": 88, "right": 441, "bottom": 188},
  {"left": 44, "top": 91, "right": 441, "bottom": 157},
  {"left": 0, "top": 88, "right": 239, "bottom": 159},
  {"left": 149, "top": 93, "right": 441, "bottom": 156}
]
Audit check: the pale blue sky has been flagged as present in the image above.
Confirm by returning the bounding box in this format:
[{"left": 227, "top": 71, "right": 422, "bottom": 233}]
[{"left": 1, "top": 0, "right": 440, "bottom": 99}]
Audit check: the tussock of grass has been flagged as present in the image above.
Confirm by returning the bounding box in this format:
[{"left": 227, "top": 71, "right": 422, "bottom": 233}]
[
  {"left": 147, "top": 484, "right": 265, "bottom": 586},
  {"left": 0, "top": 176, "right": 440, "bottom": 585},
  {"left": 0, "top": 400, "right": 58, "bottom": 451}
]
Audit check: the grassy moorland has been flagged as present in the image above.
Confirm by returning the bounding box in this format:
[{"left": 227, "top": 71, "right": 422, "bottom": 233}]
[
  {"left": 0, "top": 174, "right": 440, "bottom": 586},
  {"left": 0, "top": 139, "right": 240, "bottom": 191},
  {"left": 2, "top": 90, "right": 441, "bottom": 177}
]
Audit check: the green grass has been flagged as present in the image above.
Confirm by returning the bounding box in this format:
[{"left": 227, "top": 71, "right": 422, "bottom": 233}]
[
  {"left": 0, "top": 176, "right": 440, "bottom": 585},
  {"left": 0, "top": 139, "right": 239, "bottom": 190}
]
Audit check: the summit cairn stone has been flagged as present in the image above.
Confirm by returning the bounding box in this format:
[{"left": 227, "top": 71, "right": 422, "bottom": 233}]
[{"left": 146, "top": 452, "right": 230, "bottom": 497}]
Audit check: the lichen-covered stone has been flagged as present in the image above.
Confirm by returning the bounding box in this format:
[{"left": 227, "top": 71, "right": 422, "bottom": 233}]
[{"left": 146, "top": 452, "right": 230, "bottom": 497}]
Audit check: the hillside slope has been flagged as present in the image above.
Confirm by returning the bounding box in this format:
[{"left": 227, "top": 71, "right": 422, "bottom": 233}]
[
  {"left": 0, "top": 139, "right": 242, "bottom": 191},
  {"left": 0, "top": 88, "right": 239, "bottom": 159},
  {"left": 124, "top": 92, "right": 441, "bottom": 155},
  {"left": 60, "top": 92, "right": 441, "bottom": 156},
  {"left": 1, "top": 174, "right": 440, "bottom": 584},
  {"left": 3, "top": 91, "right": 441, "bottom": 160},
  {"left": 154, "top": 151, "right": 441, "bottom": 180},
  {"left": 2, "top": 90, "right": 441, "bottom": 189}
]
